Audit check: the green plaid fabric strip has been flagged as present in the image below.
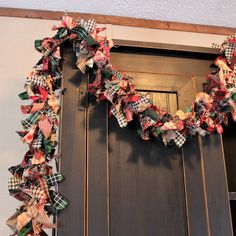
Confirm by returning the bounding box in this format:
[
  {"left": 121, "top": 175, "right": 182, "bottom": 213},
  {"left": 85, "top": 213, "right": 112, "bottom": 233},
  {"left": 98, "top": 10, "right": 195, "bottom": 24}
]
[
  {"left": 45, "top": 173, "right": 64, "bottom": 187},
  {"left": 69, "top": 27, "right": 89, "bottom": 40},
  {"left": 18, "top": 221, "right": 32, "bottom": 236},
  {"left": 32, "top": 132, "right": 43, "bottom": 149},
  {"left": 21, "top": 110, "right": 44, "bottom": 130},
  {"left": 49, "top": 190, "right": 68, "bottom": 211}
]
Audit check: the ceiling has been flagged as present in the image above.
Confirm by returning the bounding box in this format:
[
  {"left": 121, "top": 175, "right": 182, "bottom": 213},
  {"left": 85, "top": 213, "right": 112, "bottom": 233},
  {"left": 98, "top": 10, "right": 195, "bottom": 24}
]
[{"left": 1, "top": 0, "right": 236, "bottom": 28}]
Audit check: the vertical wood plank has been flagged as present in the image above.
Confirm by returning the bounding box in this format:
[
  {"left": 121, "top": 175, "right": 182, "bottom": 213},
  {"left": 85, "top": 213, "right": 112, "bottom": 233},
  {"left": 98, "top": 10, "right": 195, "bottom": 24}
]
[
  {"left": 58, "top": 47, "right": 86, "bottom": 236},
  {"left": 87, "top": 93, "right": 109, "bottom": 236},
  {"left": 182, "top": 136, "right": 209, "bottom": 236},
  {"left": 201, "top": 134, "right": 233, "bottom": 236},
  {"left": 222, "top": 118, "right": 236, "bottom": 192}
]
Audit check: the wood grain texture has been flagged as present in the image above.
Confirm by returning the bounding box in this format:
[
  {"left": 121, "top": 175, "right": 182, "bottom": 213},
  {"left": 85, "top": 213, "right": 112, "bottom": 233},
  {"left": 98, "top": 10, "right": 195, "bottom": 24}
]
[
  {"left": 182, "top": 136, "right": 210, "bottom": 236},
  {"left": 58, "top": 46, "right": 86, "bottom": 236},
  {"left": 108, "top": 113, "right": 187, "bottom": 236},
  {"left": 87, "top": 84, "right": 109, "bottom": 236},
  {"left": 200, "top": 135, "right": 233, "bottom": 236},
  {"left": 0, "top": 7, "right": 236, "bottom": 35}
]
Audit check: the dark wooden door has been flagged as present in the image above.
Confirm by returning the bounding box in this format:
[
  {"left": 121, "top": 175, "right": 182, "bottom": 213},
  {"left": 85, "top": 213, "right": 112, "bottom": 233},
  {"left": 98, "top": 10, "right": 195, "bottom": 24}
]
[{"left": 58, "top": 44, "right": 233, "bottom": 236}]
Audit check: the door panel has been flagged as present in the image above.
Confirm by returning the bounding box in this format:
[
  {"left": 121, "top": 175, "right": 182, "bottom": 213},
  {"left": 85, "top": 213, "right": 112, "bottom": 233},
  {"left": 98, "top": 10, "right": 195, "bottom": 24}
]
[{"left": 108, "top": 116, "right": 187, "bottom": 236}]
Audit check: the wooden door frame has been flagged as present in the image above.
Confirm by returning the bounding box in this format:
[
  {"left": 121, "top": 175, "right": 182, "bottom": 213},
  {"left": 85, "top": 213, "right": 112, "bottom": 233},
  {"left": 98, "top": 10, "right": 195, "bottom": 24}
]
[{"left": 58, "top": 41, "right": 233, "bottom": 235}]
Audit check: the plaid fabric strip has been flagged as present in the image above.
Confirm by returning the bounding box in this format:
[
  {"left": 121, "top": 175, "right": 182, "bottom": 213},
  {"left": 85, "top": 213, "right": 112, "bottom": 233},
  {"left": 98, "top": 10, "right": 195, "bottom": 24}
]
[
  {"left": 49, "top": 190, "right": 68, "bottom": 211},
  {"left": 26, "top": 75, "right": 49, "bottom": 91},
  {"left": 38, "top": 117, "right": 52, "bottom": 139},
  {"left": 35, "top": 210, "right": 56, "bottom": 228},
  {"left": 129, "top": 96, "right": 151, "bottom": 113},
  {"left": 8, "top": 177, "right": 23, "bottom": 191},
  {"left": 23, "top": 186, "right": 47, "bottom": 203},
  {"left": 197, "top": 127, "right": 208, "bottom": 137},
  {"left": 10, "top": 189, "right": 32, "bottom": 203},
  {"left": 112, "top": 70, "right": 123, "bottom": 80},
  {"left": 84, "top": 19, "right": 96, "bottom": 33},
  {"left": 45, "top": 108, "right": 57, "bottom": 122},
  {"left": 70, "top": 27, "right": 89, "bottom": 40},
  {"left": 174, "top": 130, "right": 186, "bottom": 148},
  {"left": 45, "top": 173, "right": 64, "bottom": 187},
  {"left": 111, "top": 107, "right": 128, "bottom": 128},
  {"left": 50, "top": 55, "right": 60, "bottom": 67},
  {"left": 21, "top": 105, "right": 32, "bottom": 114},
  {"left": 32, "top": 132, "right": 43, "bottom": 149},
  {"left": 104, "top": 82, "right": 120, "bottom": 96},
  {"left": 225, "top": 42, "right": 236, "bottom": 63},
  {"left": 6, "top": 210, "right": 22, "bottom": 231},
  {"left": 38, "top": 177, "right": 50, "bottom": 198},
  {"left": 21, "top": 110, "right": 44, "bottom": 130},
  {"left": 22, "top": 125, "right": 37, "bottom": 144},
  {"left": 139, "top": 115, "right": 156, "bottom": 130},
  {"left": 30, "top": 102, "right": 45, "bottom": 114},
  {"left": 165, "top": 130, "right": 176, "bottom": 142}
]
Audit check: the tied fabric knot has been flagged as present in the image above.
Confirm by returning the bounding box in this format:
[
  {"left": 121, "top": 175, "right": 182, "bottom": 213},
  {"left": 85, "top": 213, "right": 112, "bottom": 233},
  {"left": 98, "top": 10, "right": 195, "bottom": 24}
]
[
  {"left": 129, "top": 96, "right": 152, "bottom": 113},
  {"left": 21, "top": 110, "right": 44, "bottom": 130},
  {"left": 38, "top": 116, "right": 53, "bottom": 139},
  {"left": 162, "top": 130, "right": 186, "bottom": 147},
  {"left": 49, "top": 190, "right": 68, "bottom": 211},
  {"left": 45, "top": 172, "right": 64, "bottom": 187},
  {"left": 111, "top": 106, "right": 128, "bottom": 128}
]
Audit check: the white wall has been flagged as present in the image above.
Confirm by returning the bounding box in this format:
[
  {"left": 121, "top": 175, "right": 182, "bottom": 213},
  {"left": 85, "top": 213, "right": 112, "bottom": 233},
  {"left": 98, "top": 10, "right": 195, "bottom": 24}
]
[
  {"left": 0, "top": 16, "right": 226, "bottom": 235},
  {"left": 1, "top": 0, "right": 236, "bottom": 27}
]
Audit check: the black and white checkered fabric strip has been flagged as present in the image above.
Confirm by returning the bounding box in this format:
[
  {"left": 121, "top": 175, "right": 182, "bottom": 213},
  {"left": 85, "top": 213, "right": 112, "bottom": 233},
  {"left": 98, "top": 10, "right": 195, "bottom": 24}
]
[
  {"left": 112, "top": 70, "right": 123, "bottom": 80},
  {"left": 45, "top": 108, "right": 57, "bottom": 122},
  {"left": 197, "top": 127, "right": 207, "bottom": 137},
  {"left": 111, "top": 107, "right": 128, "bottom": 128},
  {"left": 105, "top": 82, "right": 120, "bottom": 96},
  {"left": 26, "top": 74, "right": 49, "bottom": 91},
  {"left": 129, "top": 96, "right": 151, "bottom": 112},
  {"left": 165, "top": 130, "right": 176, "bottom": 142},
  {"left": 225, "top": 42, "right": 236, "bottom": 64},
  {"left": 49, "top": 190, "right": 68, "bottom": 211},
  {"left": 84, "top": 19, "right": 96, "bottom": 33},
  {"left": 32, "top": 132, "right": 43, "bottom": 149},
  {"left": 21, "top": 109, "right": 44, "bottom": 130},
  {"left": 8, "top": 177, "right": 22, "bottom": 191},
  {"left": 45, "top": 173, "right": 64, "bottom": 187},
  {"left": 174, "top": 130, "right": 186, "bottom": 147}
]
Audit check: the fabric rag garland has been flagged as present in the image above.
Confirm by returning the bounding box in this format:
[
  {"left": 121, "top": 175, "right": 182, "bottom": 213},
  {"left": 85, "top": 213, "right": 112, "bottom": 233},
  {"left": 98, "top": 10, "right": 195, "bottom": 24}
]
[{"left": 7, "top": 14, "right": 236, "bottom": 235}]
